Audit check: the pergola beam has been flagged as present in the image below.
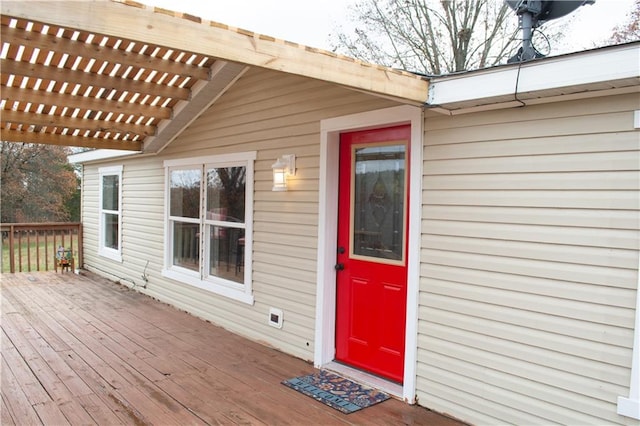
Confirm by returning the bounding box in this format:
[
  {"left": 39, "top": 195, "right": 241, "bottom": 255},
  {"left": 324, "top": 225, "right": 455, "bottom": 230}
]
[
  {"left": 1, "top": 25, "right": 210, "bottom": 81},
  {"left": 1, "top": 128, "right": 142, "bottom": 150},
  {"left": 1, "top": 109, "right": 155, "bottom": 137},
  {"left": 2, "top": 59, "right": 191, "bottom": 100},
  {"left": 0, "top": 86, "right": 172, "bottom": 119}
]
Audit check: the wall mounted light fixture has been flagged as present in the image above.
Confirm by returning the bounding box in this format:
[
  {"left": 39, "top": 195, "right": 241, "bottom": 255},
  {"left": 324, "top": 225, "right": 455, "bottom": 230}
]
[{"left": 272, "top": 154, "right": 296, "bottom": 191}]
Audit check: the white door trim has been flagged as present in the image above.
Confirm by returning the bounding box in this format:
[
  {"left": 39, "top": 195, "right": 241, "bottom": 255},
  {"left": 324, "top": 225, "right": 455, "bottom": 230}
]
[{"left": 315, "top": 105, "right": 423, "bottom": 403}]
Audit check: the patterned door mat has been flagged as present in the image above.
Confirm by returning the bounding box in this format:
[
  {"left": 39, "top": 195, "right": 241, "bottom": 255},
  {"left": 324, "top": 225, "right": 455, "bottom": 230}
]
[{"left": 282, "top": 370, "right": 390, "bottom": 414}]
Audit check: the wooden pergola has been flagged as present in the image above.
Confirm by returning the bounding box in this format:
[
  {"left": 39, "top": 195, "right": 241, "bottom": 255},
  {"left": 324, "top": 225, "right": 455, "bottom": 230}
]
[{"left": 0, "top": 0, "right": 429, "bottom": 153}]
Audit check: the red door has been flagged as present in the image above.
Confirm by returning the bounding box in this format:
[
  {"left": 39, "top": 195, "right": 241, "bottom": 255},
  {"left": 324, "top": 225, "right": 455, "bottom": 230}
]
[{"left": 335, "top": 125, "right": 410, "bottom": 383}]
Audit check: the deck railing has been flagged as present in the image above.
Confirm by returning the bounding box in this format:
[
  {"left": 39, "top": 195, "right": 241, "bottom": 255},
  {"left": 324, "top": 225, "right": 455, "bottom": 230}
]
[{"left": 1, "top": 223, "right": 82, "bottom": 273}]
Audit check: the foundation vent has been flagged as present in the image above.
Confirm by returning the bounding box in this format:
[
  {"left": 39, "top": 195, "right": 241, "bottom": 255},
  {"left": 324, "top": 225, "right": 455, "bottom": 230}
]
[{"left": 268, "top": 308, "right": 284, "bottom": 329}]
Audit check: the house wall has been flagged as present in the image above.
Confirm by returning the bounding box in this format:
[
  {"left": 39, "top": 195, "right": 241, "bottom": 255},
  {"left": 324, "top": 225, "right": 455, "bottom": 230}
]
[
  {"left": 80, "top": 67, "right": 398, "bottom": 362},
  {"left": 418, "top": 92, "right": 639, "bottom": 425}
]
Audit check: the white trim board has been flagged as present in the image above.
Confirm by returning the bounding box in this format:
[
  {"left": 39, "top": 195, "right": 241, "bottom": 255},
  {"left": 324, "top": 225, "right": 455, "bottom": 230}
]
[
  {"left": 315, "top": 105, "right": 423, "bottom": 403},
  {"left": 617, "top": 248, "right": 640, "bottom": 420}
]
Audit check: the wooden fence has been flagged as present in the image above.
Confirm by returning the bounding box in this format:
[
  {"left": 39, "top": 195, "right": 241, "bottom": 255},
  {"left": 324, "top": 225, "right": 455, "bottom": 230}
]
[{"left": 1, "top": 223, "right": 82, "bottom": 273}]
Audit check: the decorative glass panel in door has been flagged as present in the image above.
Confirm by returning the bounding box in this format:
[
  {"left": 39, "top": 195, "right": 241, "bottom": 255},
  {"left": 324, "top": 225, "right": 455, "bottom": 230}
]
[{"left": 352, "top": 143, "right": 406, "bottom": 264}]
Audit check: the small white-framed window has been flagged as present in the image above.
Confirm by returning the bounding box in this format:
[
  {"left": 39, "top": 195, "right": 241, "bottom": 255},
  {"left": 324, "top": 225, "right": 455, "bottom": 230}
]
[
  {"left": 98, "top": 165, "right": 123, "bottom": 262},
  {"left": 163, "top": 152, "right": 255, "bottom": 305}
]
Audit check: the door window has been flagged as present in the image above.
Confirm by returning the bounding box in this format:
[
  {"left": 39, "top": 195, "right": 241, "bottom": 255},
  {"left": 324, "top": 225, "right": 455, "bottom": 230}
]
[{"left": 351, "top": 142, "right": 407, "bottom": 265}]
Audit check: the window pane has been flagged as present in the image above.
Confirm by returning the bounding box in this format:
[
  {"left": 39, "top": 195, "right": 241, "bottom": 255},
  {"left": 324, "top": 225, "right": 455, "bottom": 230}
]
[
  {"left": 170, "top": 169, "right": 201, "bottom": 218},
  {"left": 206, "top": 167, "right": 245, "bottom": 223},
  {"left": 208, "top": 225, "right": 244, "bottom": 284},
  {"left": 352, "top": 144, "right": 406, "bottom": 261},
  {"left": 104, "top": 213, "right": 119, "bottom": 250},
  {"left": 172, "top": 221, "right": 200, "bottom": 271},
  {"left": 102, "top": 175, "right": 119, "bottom": 210}
]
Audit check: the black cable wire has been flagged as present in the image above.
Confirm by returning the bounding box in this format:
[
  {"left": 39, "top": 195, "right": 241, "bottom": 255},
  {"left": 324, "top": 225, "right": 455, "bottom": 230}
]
[
  {"left": 84, "top": 263, "right": 147, "bottom": 289},
  {"left": 514, "top": 61, "right": 526, "bottom": 107},
  {"left": 532, "top": 27, "right": 551, "bottom": 58}
]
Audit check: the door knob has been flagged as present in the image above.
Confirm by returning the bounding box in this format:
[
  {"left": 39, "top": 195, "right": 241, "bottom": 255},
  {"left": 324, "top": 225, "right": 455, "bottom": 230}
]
[{"left": 334, "top": 263, "right": 344, "bottom": 271}]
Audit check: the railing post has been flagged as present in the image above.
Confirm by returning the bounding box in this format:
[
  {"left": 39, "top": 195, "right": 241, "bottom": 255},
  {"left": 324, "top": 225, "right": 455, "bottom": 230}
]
[
  {"left": 36, "top": 230, "right": 40, "bottom": 271},
  {"left": 26, "top": 229, "right": 32, "bottom": 272},
  {"left": 77, "top": 223, "right": 83, "bottom": 270},
  {"left": 9, "top": 225, "right": 16, "bottom": 273},
  {"left": 44, "top": 230, "right": 49, "bottom": 270}
]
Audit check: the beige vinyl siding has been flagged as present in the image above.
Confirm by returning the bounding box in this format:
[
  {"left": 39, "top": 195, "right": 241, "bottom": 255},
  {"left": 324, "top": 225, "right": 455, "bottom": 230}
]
[
  {"left": 80, "top": 165, "right": 99, "bottom": 265},
  {"left": 418, "top": 93, "right": 639, "bottom": 425},
  {"left": 81, "top": 67, "right": 397, "bottom": 361},
  {"left": 82, "top": 156, "right": 165, "bottom": 284}
]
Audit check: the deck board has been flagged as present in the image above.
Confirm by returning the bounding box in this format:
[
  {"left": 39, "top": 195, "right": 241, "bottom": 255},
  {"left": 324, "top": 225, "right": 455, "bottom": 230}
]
[
  {"left": 1, "top": 271, "right": 465, "bottom": 425},
  {"left": 1, "top": 355, "right": 43, "bottom": 424},
  {"left": 1, "top": 395, "right": 17, "bottom": 426},
  {"left": 1, "top": 340, "right": 51, "bottom": 405}
]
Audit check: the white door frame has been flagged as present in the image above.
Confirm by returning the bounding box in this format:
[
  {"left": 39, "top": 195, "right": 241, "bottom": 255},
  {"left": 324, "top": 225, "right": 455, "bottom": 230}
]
[{"left": 314, "top": 105, "right": 423, "bottom": 403}]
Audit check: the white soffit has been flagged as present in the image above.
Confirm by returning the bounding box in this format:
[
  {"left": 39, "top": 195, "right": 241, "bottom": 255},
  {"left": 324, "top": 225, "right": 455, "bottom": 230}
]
[
  {"left": 428, "top": 43, "right": 640, "bottom": 112},
  {"left": 68, "top": 149, "right": 141, "bottom": 164}
]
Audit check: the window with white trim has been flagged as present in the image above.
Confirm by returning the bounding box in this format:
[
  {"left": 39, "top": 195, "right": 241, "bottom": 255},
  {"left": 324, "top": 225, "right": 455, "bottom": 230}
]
[
  {"left": 98, "top": 166, "right": 123, "bottom": 262},
  {"left": 163, "top": 152, "right": 255, "bottom": 305}
]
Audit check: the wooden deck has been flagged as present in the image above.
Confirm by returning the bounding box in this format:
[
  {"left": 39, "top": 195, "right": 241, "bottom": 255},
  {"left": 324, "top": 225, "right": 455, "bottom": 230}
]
[{"left": 1, "top": 271, "right": 464, "bottom": 425}]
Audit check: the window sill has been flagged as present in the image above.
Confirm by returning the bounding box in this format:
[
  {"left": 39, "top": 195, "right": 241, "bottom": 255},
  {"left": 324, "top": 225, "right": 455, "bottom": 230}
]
[
  {"left": 162, "top": 268, "right": 254, "bottom": 305},
  {"left": 99, "top": 248, "right": 122, "bottom": 263}
]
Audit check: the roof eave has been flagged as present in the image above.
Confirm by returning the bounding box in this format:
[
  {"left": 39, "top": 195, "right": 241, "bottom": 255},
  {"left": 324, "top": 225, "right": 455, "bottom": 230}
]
[{"left": 427, "top": 43, "right": 640, "bottom": 114}]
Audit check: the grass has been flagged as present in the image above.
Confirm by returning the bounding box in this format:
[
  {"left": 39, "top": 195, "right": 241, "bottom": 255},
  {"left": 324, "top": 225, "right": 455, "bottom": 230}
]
[{"left": 1, "top": 235, "right": 79, "bottom": 273}]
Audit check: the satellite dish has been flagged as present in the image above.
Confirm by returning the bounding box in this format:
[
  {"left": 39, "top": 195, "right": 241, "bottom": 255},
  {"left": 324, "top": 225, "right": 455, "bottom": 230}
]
[
  {"left": 506, "top": 1, "right": 593, "bottom": 22},
  {"left": 506, "top": 0, "right": 595, "bottom": 62}
]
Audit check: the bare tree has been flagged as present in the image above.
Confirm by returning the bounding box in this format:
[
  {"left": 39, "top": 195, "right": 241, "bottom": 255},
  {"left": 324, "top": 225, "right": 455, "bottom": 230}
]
[
  {"left": 610, "top": 0, "right": 640, "bottom": 43},
  {"left": 1, "top": 142, "right": 78, "bottom": 223},
  {"left": 331, "top": 0, "right": 523, "bottom": 75}
]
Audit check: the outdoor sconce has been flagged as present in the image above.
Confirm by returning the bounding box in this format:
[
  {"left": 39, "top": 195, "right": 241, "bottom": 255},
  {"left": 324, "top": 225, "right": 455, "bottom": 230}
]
[{"left": 272, "top": 154, "right": 296, "bottom": 191}]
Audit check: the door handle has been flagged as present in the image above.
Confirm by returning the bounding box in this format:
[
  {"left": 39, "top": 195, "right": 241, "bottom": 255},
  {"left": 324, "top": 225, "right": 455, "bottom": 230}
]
[{"left": 334, "top": 263, "right": 344, "bottom": 271}]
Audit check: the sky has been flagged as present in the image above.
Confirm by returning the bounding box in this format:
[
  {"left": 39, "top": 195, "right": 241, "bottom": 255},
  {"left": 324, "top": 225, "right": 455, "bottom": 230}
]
[{"left": 139, "top": 0, "right": 636, "bottom": 55}]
